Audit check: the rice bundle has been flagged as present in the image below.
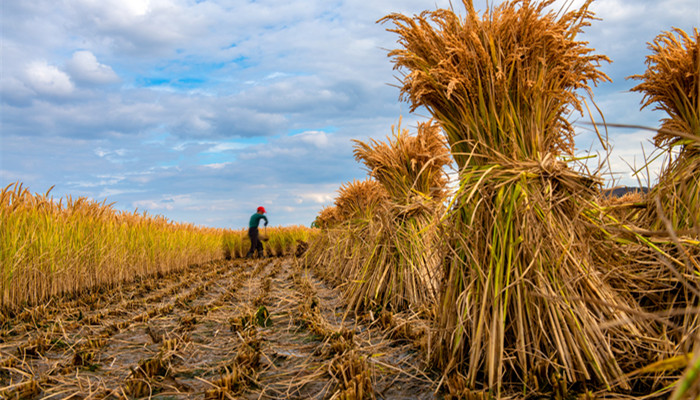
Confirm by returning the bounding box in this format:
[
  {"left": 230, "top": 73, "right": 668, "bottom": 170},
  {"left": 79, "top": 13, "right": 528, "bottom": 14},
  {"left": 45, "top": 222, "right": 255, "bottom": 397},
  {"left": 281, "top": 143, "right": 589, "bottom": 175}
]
[
  {"left": 346, "top": 119, "right": 451, "bottom": 312},
  {"left": 353, "top": 119, "right": 450, "bottom": 205},
  {"left": 381, "top": 0, "right": 655, "bottom": 394},
  {"left": 630, "top": 28, "right": 700, "bottom": 232},
  {"left": 629, "top": 28, "right": 700, "bottom": 396},
  {"left": 313, "top": 206, "right": 341, "bottom": 229},
  {"left": 305, "top": 179, "right": 388, "bottom": 285},
  {"left": 334, "top": 179, "right": 388, "bottom": 222}
]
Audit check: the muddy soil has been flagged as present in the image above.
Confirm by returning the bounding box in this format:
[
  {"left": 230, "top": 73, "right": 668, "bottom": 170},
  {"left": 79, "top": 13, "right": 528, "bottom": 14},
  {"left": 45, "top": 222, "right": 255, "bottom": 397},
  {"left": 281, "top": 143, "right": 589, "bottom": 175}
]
[{"left": 0, "top": 257, "right": 440, "bottom": 399}]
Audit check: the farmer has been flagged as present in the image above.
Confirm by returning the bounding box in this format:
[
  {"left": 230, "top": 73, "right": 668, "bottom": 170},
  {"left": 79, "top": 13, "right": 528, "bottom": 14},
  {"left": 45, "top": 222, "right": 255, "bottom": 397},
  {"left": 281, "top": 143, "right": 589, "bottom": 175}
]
[{"left": 246, "top": 206, "right": 268, "bottom": 258}]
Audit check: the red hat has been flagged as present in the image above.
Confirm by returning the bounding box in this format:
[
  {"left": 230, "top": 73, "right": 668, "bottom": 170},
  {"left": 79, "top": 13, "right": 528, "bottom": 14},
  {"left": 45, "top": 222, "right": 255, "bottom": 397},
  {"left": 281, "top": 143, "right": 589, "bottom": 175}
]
[{"left": 257, "top": 206, "right": 266, "bottom": 213}]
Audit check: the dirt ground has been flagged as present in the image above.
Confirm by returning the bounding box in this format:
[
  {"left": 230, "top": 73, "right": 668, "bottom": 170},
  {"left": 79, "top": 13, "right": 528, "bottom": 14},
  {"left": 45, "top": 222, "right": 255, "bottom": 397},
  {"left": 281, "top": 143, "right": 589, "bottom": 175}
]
[{"left": 0, "top": 256, "right": 440, "bottom": 399}]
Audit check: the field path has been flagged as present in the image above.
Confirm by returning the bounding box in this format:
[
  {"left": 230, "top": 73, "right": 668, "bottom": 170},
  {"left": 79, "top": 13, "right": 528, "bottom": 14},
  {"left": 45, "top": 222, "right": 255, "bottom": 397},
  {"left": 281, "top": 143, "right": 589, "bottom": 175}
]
[{"left": 0, "top": 257, "right": 439, "bottom": 399}]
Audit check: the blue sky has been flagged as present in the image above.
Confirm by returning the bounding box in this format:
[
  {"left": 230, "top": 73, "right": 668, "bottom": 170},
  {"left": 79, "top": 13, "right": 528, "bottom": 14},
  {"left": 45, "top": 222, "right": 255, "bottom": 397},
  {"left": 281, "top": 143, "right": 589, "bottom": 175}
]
[{"left": 1, "top": 0, "right": 698, "bottom": 228}]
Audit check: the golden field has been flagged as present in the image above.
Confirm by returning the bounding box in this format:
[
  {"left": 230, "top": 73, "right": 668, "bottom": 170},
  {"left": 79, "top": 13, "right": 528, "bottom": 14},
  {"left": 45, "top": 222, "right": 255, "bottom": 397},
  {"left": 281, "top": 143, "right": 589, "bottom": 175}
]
[{"left": 1, "top": 1, "right": 698, "bottom": 399}]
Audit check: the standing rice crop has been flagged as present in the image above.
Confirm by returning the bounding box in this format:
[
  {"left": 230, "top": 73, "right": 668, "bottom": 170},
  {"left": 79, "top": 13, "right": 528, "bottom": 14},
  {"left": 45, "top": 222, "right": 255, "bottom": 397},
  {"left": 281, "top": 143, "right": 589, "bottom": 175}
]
[
  {"left": 381, "top": 0, "right": 656, "bottom": 395},
  {"left": 222, "top": 226, "right": 314, "bottom": 258},
  {"left": 222, "top": 229, "right": 248, "bottom": 259},
  {"left": 263, "top": 226, "right": 317, "bottom": 257},
  {"left": 0, "top": 182, "right": 226, "bottom": 312}
]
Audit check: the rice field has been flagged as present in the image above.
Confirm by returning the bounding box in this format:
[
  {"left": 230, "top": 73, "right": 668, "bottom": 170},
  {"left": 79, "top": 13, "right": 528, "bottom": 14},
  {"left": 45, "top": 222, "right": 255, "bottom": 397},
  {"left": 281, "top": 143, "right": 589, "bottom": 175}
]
[
  {"left": 0, "top": 182, "right": 313, "bottom": 311},
  {"left": 1, "top": 0, "right": 699, "bottom": 399}
]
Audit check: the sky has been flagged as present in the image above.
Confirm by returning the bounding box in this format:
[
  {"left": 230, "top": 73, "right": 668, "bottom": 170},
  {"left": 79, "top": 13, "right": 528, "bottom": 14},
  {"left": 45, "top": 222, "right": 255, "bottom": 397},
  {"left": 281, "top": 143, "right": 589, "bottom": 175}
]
[{"left": 1, "top": 0, "right": 698, "bottom": 228}]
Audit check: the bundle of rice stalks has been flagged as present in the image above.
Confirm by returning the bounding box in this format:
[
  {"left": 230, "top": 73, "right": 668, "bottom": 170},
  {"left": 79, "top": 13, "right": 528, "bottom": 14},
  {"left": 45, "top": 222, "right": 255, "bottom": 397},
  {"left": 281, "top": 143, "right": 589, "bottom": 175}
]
[
  {"left": 630, "top": 28, "right": 700, "bottom": 232},
  {"left": 624, "top": 28, "right": 700, "bottom": 390},
  {"left": 353, "top": 118, "right": 450, "bottom": 205},
  {"left": 334, "top": 179, "right": 389, "bottom": 222},
  {"left": 305, "top": 179, "right": 388, "bottom": 285},
  {"left": 314, "top": 205, "right": 341, "bottom": 229},
  {"left": 381, "top": 0, "right": 610, "bottom": 169},
  {"left": 344, "top": 119, "right": 450, "bottom": 312},
  {"left": 382, "top": 0, "right": 657, "bottom": 395}
]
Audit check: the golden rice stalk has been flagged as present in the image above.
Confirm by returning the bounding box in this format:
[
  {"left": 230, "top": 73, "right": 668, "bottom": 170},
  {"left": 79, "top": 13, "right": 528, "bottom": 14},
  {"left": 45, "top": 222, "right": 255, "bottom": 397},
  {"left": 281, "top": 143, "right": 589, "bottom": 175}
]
[
  {"left": 630, "top": 28, "right": 700, "bottom": 150},
  {"left": 380, "top": 0, "right": 610, "bottom": 167},
  {"left": 305, "top": 179, "right": 387, "bottom": 286},
  {"left": 630, "top": 28, "right": 700, "bottom": 231},
  {"left": 671, "top": 346, "right": 700, "bottom": 400},
  {"left": 353, "top": 118, "right": 450, "bottom": 203},
  {"left": 342, "top": 205, "right": 444, "bottom": 313},
  {"left": 625, "top": 30, "right": 699, "bottom": 380},
  {"left": 314, "top": 205, "right": 341, "bottom": 229},
  {"left": 334, "top": 179, "right": 388, "bottom": 221},
  {"left": 382, "top": 0, "right": 657, "bottom": 395},
  {"left": 0, "top": 181, "right": 226, "bottom": 311},
  {"left": 342, "top": 119, "right": 449, "bottom": 312}
]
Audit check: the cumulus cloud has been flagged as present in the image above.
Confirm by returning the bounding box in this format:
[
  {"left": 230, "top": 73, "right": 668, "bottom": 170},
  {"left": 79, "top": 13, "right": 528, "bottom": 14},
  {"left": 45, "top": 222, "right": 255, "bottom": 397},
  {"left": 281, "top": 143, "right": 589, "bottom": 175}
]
[
  {"left": 68, "top": 0, "right": 201, "bottom": 55},
  {"left": 24, "top": 61, "right": 74, "bottom": 97},
  {"left": 66, "top": 51, "right": 120, "bottom": 84},
  {"left": 296, "top": 191, "right": 336, "bottom": 204},
  {"left": 168, "top": 103, "right": 288, "bottom": 138},
  {"left": 206, "top": 142, "right": 248, "bottom": 153},
  {"left": 2, "top": 0, "right": 698, "bottom": 227},
  {"left": 293, "top": 131, "right": 330, "bottom": 148}
]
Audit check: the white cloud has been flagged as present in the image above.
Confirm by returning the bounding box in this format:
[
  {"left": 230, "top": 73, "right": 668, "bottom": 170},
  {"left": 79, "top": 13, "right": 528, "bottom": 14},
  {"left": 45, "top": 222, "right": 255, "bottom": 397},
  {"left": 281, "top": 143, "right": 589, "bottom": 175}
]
[
  {"left": 206, "top": 142, "right": 248, "bottom": 153},
  {"left": 24, "top": 60, "right": 74, "bottom": 96},
  {"left": 133, "top": 199, "right": 173, "bottom": 211},
  {"left": 0, "top": 168, "right": 40, "bottom": 183},
  {"left": 2, "top": 0, "right": 698, "bottom": 227},
  {"left": 297, "top": 191, "right": 336, "bottom": 204},
  {"left": 265, "top": 72, "right": 291, "bottom": 80},
  {"left": 96, "top": 188, "right": 141, "bottom": 198},
  {"left": 67, "top": 177, "right": 124, "bottom": 187},
  {"left": 293, "top": 131, "right": 330, "bottom": 148},
  {"left": 132, "top": 194, "right": 220, "bottom": 214},
  {"left": 203, "top": 162, "right": 231, "bottom": 169},
  {"left": 66, "top": 51, "right": 120, "bottom": 84},
  {"left": 68, "top": 0, "right": 210, "bottom": 56},
  {"left": 120, "top": 0, "right": 151, "bottom": 17}
]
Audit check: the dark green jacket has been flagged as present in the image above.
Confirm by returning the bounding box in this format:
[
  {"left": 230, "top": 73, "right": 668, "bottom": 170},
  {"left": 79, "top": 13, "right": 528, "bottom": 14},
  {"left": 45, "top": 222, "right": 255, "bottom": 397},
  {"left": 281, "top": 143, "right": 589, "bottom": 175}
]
[{"left": 249, "top": 212, "right": 268, "bottom": 228}]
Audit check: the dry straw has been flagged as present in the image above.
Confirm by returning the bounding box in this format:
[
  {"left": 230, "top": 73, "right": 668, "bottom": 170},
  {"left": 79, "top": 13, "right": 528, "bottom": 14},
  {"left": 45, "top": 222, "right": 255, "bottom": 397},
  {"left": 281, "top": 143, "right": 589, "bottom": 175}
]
[
  {"left": 630, "top": 28, "right": 700, "bottom": 232},
  {"left": 313, "top": 206, "right": 341, "bottom": 229},
  {"left": 381, "top": 0, "right": 656, "bottom": 395},
  {"left": 305, "top": 179, "right": 388, "bottom": 286},
  {"left": 628, "top": 27, "right": 700, "bottom": 399},
  {"left": 347, "top": 119, "right": 450, "bottom": 312},
  {"left": 353, "top": 118, "right": 450, "bottom": 205},
  {"left": 334, "top": 179, "right": 389, "bottom": 222},
  {"left": 307, "top": 120, "right": 451, "bottom": 313}
]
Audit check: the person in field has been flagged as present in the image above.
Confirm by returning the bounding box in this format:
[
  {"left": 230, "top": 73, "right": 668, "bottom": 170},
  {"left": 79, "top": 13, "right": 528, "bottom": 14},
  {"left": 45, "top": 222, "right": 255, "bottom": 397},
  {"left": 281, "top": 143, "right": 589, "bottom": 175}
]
[{"left": 246, "top": 206, "right": 268, "bottom": 258}]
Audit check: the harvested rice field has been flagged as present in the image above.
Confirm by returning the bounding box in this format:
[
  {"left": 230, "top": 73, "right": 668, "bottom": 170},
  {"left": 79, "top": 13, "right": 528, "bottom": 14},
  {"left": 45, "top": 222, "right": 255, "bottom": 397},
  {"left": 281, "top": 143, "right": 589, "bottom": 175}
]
[
  {"left": 0, "top": 256, "right": 436, "bottom": 399},
  {"left": 2, "top": 1, "right": 699, "bottom": 399}
]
